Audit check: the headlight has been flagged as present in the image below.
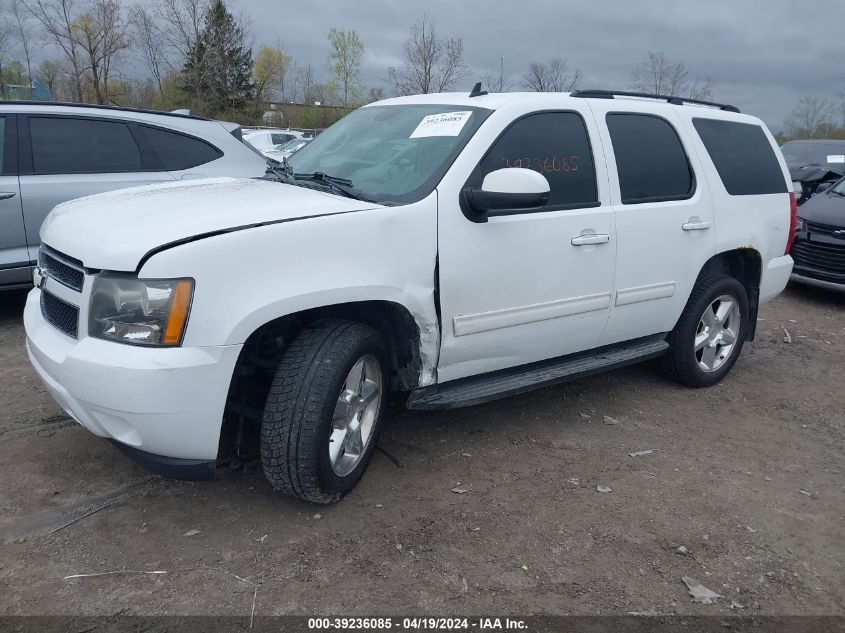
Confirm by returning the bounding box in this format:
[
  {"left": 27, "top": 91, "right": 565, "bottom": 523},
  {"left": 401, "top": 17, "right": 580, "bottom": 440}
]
[
  {"left": 796, "top": 217, "right": 806, "bottom": 232},
  {"left": 89, "top": 276, "right": 194, "bottom": 347}
]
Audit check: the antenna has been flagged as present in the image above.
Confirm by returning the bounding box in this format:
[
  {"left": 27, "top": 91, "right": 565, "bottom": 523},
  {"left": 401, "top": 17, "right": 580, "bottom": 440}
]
[{"left": 469, "top": 82, "right": 487, "bottom": 98}]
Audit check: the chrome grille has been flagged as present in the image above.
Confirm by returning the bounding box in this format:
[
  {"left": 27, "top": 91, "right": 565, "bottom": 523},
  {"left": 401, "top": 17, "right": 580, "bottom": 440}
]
[
  {"left": 38, "top": 245, "right": 85, "bottom": 292},
  {"left": 40, "top": 290, "right": 79, "bottom": 339}
]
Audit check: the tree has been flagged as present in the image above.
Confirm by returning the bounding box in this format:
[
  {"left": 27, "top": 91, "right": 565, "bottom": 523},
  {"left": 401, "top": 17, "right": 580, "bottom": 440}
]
[
  {"left": 22, "top": 0, "right": 86, "bottom": 101},
  {"left": 253, "top": 44, "right": 291, "bottom": 105},
  {"left": 72, "top": 0, "right": 130, "bottom": 104},
  {"left": 482, "top": 55, "right": 512, "bottom": 92},
  {"left": 10, "top": 0, "right": 33, "bottom": 93},
  {"left": 129, "top": 3, "right": 166, "bottom": 95},
  {"left": 326, "top": 27, "right": 363, "bottom": 106},
  {"left": 522, "top": 57, "right": 581, "bottom": 92},
  {"left": 785, "top": 96, "right": 835, "bottom": 139},
  {"left": 0, "top": 18, "right": 13, "bottom": 98},
  {"left": 295, "top": 61, "right": 325, "bottom": 104},
  {"left": 158, "top": 0, "right": 209, "bottom": 106},
  {"left": 366, "top": 86, "right": 384, "bottom": 102},
  {"left": 35, "top": 58, "right": 63, "bottom": 97},
  {"left": 388, "top": 14, "right": 467, "bottom": 95},
  {"left": 630, "top": 51, "right": 714, "bottom": 100},
  {"left": 183, "top": 0, "right": 253, "bottom": 114}
]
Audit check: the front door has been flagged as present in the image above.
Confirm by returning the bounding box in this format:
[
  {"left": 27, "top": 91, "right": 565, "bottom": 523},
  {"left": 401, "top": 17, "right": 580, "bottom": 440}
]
[
  {"left": 436, "top": 108, "right": 616, "bottom": 383},
  {"left": 0, "top": 114, "right": 27, "bottom": 287}
]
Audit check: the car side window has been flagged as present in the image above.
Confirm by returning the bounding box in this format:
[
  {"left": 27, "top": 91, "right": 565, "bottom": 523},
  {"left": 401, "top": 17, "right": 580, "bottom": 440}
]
[
  {"left": 472, "top": 111, "right": 599, "bottom": 209},
  {"left": 29, "top": 116, "right": 142, "bottom": 175},
  {"left": 141, "top": 126, "right": 223, "bottom": 171},
  {"left": 606, "top": 113, "right": 694, "bottom": 204},
  {"left": 692, "top": 118, "right": 788, "bottom": 195}
]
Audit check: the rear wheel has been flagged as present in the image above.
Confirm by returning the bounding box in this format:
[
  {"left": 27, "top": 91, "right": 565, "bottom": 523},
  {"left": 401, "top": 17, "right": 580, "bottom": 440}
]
[
  {"left": 665, "top": 274, "right": 749, "bottom": 387},
  {"left": 260, "top": 319, "right": 387, "bottom": 504}
]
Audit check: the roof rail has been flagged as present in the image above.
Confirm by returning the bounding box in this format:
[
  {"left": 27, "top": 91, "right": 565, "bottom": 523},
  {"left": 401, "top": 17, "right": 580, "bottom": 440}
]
[
  {"left": 0, "top": 100, "right": 212, "bottom": 121},
  {"left": 570, "top": 89, "right": 740, "bottom": 113}
]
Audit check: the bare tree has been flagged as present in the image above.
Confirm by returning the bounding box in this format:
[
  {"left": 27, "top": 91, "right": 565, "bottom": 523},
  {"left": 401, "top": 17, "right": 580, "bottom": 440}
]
[
  {"left": 326, "top": 27, "right": 363, "bottom": 107},
  {"left": 35, "top": 58, "right": 63, "bottom": 96},
  {"left": 482, "top": 55, "right": 511, "bottom": 92},
  {"left": 73, "top": 0, "right": 129, "bottom": 103},
  {"left": 785, "top": 96, "right": 835, "bottom": 139},
  {"left": 0, "top": 19, "right": 12, "bottom": 98},
  {"left": 630, "top": 51, "right": 715, "bottom": 99},
  {"left": 129, "top": 3, "right": 166, "bottom": 94},
  {"left": 839, "top": 88, "right": 845, "bottom": 128},
  {"left": 522, "top": 57, "right": 581, "bottom": 92},
  {"left": 157, "top": 0, "right": 209, "bottom": 102},
  {"left": 10, "top": 0, "right": 33, "bottom": 92},
  {"left": 366, "top": 85, "right": 384, "bottom": 102},
  {"left": 22, "top": 0, "right": 85, "bottom": 101},
  {"left": 388, "top": 14, "right": 467, "bottom": 95}
]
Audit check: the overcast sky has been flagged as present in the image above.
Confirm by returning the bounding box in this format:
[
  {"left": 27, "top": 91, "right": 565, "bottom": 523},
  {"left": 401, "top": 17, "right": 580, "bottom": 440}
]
[{"left": 232, "top": 0, "right": 842, "bottom": 132}]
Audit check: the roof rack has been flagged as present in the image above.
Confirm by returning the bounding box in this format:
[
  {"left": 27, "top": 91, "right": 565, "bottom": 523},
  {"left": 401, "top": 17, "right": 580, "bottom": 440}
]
[
  {"left": 0, "top": 100, "right": 212, "bottom": 121},
  {"left": 570, "top": 89, "right": 740, "bottom": 113}
]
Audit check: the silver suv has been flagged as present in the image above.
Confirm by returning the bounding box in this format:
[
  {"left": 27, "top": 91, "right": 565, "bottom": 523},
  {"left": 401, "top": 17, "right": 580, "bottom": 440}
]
[{"left": 0, "top": 102, "right": 268, "bottom": 291}]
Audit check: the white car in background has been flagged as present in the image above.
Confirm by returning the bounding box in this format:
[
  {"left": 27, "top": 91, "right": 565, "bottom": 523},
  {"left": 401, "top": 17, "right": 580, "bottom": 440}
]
[
  {"left": 243, "top": 129, "right": 304, "bottom": 156},
  {"left": 263, "top": 138, "right": 311, "bottom": 162}
]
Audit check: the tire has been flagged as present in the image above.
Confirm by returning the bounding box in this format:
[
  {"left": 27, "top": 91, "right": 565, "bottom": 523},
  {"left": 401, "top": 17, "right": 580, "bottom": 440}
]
[
  {"left": 664, "top": 274, "right": 749, "bottom": 388},
  {"left": 261, "top": 319, "right": 388, "bottom": 504}
]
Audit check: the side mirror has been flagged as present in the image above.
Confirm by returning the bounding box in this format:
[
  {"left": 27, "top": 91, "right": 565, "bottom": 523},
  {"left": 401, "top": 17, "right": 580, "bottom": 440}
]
[
  {"left": 816, "top": 181, "right": 832, "bottom": 193},
  {"left": 464, "top": 168, "right": 550, "bottom": 218}
]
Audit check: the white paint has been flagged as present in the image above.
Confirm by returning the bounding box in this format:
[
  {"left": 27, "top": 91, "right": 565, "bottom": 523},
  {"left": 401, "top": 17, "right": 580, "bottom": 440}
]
[
  {"left": 453, "top": 292, "right": 612, "bottom": 337},
  {"left": 481, "top": 168, "right": 549, "bottom": 194},
  {"left": 615, "top": 282, "right": 676, "bottom": 306},
  {"left": 409, "top": 111, "right": 472, "bottom": 138},
  {"left": 24, "top": 90, "right": 794, "bottom": 463}
]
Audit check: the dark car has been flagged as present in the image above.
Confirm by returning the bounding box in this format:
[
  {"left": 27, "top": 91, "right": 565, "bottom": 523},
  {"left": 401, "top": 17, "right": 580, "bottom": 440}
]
[
  {"left": 790, "top": 176, "right": 845, "bottom": 291},
  {"left": 782, "top": 140, "right": 845, "bottom": 203}
]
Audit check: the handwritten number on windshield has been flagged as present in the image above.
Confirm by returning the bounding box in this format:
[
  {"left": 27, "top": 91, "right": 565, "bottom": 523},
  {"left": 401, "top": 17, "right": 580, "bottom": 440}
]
[{"left": 502, "top": 155, "right": 580, "bottom": 173}]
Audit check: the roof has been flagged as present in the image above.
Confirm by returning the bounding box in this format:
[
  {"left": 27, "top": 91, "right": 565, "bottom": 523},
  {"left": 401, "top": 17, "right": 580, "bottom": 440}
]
[{"left": 0, "top": 100, "right": 211, "bottom": 122}]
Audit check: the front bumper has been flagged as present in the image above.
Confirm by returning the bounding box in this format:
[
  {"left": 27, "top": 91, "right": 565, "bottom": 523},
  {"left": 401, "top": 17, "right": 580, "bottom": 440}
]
[
  {"left": 24, "top": 288, "right": 243, "bottom": 464},
  {"left": 790, "top": 272, "right": 845, "bottom": 292}
]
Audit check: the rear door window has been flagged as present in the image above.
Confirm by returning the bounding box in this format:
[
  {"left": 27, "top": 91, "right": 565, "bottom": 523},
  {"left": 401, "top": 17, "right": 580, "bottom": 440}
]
[
  {"left": 693, "top": 118, "right": 788, "bottom": 195},
  {"left": 606, "top": 113, "right": 694, "bottom": 204},
  {"left": 29, "top": 116, "right": 142, "bottom": 174},
  {"left": 471, "top": 111, "right": 599, "bottom": 209},
  {"left": 141, "top": 126, "right": 222, "bottom": 171}
]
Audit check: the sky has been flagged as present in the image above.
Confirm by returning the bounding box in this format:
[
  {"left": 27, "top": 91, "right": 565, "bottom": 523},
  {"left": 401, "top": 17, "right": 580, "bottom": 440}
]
[{"left": 230, "top": 0, "right": 844, "bottom": 132}]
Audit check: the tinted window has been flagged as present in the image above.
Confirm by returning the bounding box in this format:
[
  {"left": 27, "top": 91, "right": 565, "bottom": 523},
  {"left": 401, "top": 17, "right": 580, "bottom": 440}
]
[
  {"left": 473, "top": 112, "right": 598, "bottom": 208},
  {"left": 694, "top": 119, "right": 788, "bottom": 195},
  {"left": 607, "top": 113, "right": 694, "bottom": 204},
  {"left": 271, "top": 133, "right": 295, "bottom": 145},
  {"left": 30, "top": 117, "right": 142, "bottom": 174},
  {"left": 142, "top": 126, "right": 222, "bottom": 171}
]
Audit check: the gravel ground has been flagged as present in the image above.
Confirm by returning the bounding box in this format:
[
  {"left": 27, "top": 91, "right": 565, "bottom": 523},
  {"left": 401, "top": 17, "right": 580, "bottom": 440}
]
[{"left": 0, "top": 284, "right": 843, "bottom": 617}]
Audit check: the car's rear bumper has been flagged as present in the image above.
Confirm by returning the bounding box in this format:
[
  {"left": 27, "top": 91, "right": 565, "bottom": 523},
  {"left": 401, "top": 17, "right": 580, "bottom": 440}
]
[
  {"left": 24, "top": 288, "right": 243, "bottom": 463},
  {"left": 759, "top": 254, "right": 794, "bottom": 304}
]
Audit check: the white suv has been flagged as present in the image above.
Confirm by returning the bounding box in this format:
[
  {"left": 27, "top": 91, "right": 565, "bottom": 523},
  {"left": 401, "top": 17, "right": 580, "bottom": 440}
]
[{"left": 24, "top": 89, "right": 795, "bottom": 503}]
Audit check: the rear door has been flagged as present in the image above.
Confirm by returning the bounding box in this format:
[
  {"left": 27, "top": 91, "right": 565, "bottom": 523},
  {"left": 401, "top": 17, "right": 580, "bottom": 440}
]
[
  {"left": 585, "top": 101, "right": 716, "bottom": 345},
  {"left": 18, "top": 115, "right": 175, "bottom": 258},
  {"left": 0, "top": 114, "right": 27, "bottom": 286}
]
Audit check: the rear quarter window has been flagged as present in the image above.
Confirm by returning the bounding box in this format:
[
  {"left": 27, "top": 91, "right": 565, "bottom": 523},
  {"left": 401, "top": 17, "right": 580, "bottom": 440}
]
[
  {"left": 692, "top": 118, "right": 787, "bottom": 195},
  {"left": 141, "top": 126, "right": 223, "bottom": 171}
]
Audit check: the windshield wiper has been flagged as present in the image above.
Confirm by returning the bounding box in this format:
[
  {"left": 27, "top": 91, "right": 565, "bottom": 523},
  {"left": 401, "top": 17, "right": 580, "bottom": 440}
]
[
  {"left": 292, "top": 172, "right": 376, "bottom": 202},
  {"left": 264, "top": 156, "right": 295, "bottom": 182}
]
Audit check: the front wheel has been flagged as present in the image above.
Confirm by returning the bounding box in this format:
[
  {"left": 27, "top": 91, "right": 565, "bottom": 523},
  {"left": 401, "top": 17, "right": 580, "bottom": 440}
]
[
  {"left": 664, "top": 274, "right": 749, "bottom": 388},
  {"left": 261, "top": 319, "right": 387, "bottom": 504}
]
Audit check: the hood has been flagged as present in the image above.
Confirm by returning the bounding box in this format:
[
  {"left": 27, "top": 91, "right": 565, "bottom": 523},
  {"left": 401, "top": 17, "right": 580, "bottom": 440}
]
[
  {"left": 798, "top": 189, "right": 845, "bottom": 228},
  {"left": 41, "top": 177, "right": 380, "bottom": 271}
]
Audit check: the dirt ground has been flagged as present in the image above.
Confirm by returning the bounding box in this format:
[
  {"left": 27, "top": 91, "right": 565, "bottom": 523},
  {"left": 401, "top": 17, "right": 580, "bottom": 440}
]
[{"left": 0, "top": 284, "right": 843, "bottom": 618}]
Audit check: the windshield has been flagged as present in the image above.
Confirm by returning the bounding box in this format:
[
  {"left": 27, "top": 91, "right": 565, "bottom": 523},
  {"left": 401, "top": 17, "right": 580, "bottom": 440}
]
[
  {"left": 782, "top": 141, "right": 845, "bottom": 171},
  {"left": 286, "top": 104, "right": 492, "bottom": 205},
  {"left": 831, "top": 178, "right": 845, "bottom": 195}
]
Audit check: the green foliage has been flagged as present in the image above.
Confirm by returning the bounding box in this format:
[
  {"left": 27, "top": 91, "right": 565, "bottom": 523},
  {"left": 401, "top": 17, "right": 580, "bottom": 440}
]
[
  {"left": 326, "top": 28, "right": 364, "bottom": 107},
  {"left": 181, "top": 0, "right": 254, "bottom": 117}
]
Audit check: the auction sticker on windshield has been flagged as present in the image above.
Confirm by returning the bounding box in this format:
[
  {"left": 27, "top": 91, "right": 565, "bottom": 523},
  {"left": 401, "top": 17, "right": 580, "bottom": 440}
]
[
  {"left": 827, "top": 154, "right": 845, "bottom": 164},
  {"left": 410, "top": 111, "right": 473, "bottom": 138}
]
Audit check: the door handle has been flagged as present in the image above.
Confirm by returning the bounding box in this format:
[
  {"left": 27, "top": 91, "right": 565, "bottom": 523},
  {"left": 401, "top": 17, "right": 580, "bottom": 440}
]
[
  {"left": 571, "top": 233, "right": 610, "bottom": 246},
  {"left": 682, "top": 219, "right": 711, "bottom": 231},
  {"left": 0, "top": 192, "right": 17, "bottom": 200}
]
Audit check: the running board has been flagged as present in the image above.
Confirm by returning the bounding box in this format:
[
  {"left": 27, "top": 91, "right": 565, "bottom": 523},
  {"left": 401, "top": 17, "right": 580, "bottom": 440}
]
[{"left": 407, "top": 336, "right": 669, "bottom": 410}]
